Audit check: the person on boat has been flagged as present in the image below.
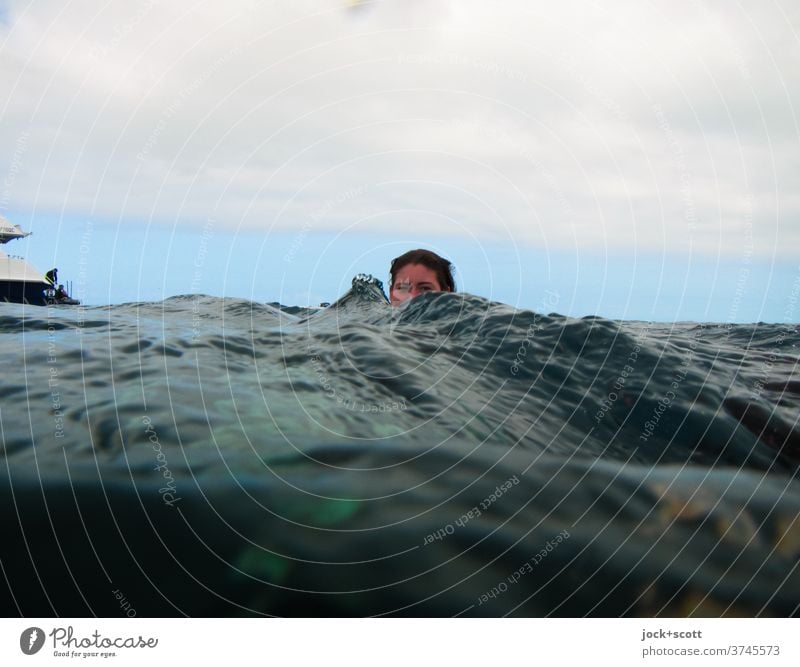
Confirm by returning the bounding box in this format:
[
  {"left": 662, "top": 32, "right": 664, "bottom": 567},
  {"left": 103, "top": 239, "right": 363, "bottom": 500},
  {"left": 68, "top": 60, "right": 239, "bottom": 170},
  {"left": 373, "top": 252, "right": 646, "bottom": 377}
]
[
  {"left": 55, "top": 284, "right": 67, "bottom": 300},
  {"left": 388, "top": 249, "right": 455, "bottom": 306}
]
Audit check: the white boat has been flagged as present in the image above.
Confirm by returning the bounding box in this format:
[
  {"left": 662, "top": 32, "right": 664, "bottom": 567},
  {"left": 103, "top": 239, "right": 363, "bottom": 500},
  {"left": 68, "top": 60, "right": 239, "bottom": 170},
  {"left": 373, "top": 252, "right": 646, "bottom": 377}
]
[{"left": 0, "top": 215, "right": 79, "bottom": 306}]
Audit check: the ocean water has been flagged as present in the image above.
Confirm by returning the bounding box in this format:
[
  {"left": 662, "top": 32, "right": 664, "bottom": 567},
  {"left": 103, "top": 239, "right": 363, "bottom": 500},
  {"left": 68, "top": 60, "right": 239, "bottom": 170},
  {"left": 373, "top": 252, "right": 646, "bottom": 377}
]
[{"left": 1, "top": 277, "right": 798, "bottom": 616}]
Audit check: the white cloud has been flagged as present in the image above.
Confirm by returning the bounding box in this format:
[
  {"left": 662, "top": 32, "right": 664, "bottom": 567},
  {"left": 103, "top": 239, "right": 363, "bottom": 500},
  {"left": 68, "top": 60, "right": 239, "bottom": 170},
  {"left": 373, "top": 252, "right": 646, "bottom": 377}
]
[{"left": 0, "top": 0, "right": 797, "bottom": 257}]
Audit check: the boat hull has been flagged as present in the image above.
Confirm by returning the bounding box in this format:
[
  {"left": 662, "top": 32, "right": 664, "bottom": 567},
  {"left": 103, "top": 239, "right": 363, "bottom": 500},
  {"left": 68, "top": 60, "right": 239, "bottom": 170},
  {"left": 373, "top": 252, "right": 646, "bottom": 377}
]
[{"left": 0, "top": 279, "right": 52, "bottom": 306}]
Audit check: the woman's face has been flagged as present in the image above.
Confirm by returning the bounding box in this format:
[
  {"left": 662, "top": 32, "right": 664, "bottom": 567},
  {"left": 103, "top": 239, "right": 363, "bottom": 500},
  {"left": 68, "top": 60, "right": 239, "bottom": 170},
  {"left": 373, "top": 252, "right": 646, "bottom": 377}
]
[{"left": 390, "top": 263, "right": 444, "bottom": 306}]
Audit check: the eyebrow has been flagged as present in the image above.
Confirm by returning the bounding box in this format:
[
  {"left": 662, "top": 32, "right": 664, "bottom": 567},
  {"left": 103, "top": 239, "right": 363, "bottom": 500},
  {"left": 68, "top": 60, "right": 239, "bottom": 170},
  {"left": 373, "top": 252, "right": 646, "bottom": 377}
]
[{"left": 394, "top": 281, "right": 436, "bottom": 288}]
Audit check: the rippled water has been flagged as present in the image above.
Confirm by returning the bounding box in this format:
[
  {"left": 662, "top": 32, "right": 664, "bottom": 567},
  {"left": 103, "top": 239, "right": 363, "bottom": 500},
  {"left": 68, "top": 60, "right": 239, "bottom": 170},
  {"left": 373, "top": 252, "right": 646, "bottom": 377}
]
[{"left": 1, "top": 279, "right": 798, "bottom": 616}]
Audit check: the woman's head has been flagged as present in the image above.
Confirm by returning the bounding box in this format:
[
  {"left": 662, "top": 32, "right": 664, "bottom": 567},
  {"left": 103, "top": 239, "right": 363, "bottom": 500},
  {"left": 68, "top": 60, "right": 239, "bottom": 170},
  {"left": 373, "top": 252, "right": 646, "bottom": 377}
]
[{"left": 389, "top": 249, "right": 455, "bottom": 305}]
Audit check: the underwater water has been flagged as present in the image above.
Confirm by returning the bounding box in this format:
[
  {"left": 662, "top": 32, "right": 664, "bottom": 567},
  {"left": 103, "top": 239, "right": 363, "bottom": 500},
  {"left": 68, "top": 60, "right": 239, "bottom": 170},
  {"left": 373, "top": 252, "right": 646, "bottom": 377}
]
[{"left": 1, "top": 277, "right": 798, "bottom": 616}]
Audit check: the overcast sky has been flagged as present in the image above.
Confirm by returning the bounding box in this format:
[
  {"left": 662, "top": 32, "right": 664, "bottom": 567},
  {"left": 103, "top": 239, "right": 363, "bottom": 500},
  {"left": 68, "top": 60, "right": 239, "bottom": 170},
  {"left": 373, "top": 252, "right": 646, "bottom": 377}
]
[{"left": 1, "top": 0, "right": 799, "bottom": 315}]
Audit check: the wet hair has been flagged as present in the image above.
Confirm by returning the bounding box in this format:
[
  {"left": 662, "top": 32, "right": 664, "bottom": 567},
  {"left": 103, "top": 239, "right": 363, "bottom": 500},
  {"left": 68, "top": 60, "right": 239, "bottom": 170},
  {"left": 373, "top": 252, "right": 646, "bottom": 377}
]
[{"left": 389, "top": 249, "right": 455, "bottom": 293}]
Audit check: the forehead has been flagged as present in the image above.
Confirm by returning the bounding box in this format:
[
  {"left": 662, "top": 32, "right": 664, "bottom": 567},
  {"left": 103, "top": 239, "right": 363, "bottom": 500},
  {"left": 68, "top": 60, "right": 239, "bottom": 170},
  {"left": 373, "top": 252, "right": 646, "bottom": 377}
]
[{"left": 393, "top": 263, "right": 440, "bottom": 284}]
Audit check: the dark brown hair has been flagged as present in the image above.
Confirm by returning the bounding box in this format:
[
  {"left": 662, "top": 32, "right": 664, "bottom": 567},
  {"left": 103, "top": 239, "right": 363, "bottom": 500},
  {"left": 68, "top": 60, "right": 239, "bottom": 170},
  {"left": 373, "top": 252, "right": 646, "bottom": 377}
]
[{"left": 389, "top": 249, "right": 455, "bottom": 292}]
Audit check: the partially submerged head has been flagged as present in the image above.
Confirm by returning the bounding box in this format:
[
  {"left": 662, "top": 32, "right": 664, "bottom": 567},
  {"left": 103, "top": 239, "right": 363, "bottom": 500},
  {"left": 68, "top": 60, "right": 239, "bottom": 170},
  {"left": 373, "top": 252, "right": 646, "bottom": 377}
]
[{"left": 389, "top": 249, "right": 455, "bottom": 306}]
